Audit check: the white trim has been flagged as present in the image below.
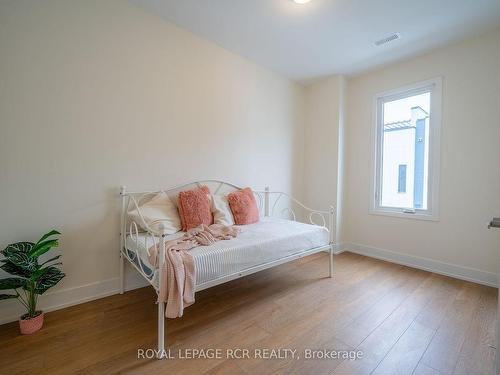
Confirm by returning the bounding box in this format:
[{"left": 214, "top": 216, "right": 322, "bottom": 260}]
[
  {"left": 0, "top": 274, "right": 148, "bottom": 325},
  {"left": 321, "top": 243, "right": 345, "bottom": 254},
  {"left": 344, "top": 243, "right": 498, "bottom": 288},
  {"left": 370, "top": 77, "right": 442, "bottom": 221},
  {"left": 368, "top": 209, "right": 439, "bottom": 222},
  {"left": 332, "top": 242, "right": 348, "bottom": 254}
]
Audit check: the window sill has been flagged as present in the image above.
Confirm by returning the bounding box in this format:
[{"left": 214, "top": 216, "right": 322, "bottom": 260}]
[{"left": 369, "top": 208, "right": 439, "bottom": 222}]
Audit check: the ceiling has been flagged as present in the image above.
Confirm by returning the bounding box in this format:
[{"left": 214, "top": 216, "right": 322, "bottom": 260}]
[{"left": 130, "top": 0, "right": 500, "bottom": 83}]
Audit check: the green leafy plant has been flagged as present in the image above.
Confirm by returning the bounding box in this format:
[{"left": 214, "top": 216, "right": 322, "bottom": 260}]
[{"left": 0, "top": 230, "right": 65, "bottom": 319}]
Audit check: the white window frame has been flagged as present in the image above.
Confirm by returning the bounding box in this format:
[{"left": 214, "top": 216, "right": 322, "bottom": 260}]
[{"left": 370, "top": 77, "right": 442, "bottom": 221}]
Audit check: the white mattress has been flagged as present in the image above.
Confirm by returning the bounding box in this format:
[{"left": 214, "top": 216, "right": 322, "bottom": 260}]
[{"left": 125, "top": 217, "right": 329, "bottom": 287}]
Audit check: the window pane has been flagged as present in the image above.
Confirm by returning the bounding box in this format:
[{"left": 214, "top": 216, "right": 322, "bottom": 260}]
[
  {"left": 398, "top": 164, "right": 407, "bottom": 193},
  {"left": 380, "top": 92, "right": 430, "bottom": 210}
]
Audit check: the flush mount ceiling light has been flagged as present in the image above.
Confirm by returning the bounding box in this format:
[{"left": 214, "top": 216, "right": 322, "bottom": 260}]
[{"left": 292, "top": 0, "right": 312, "bottom": 4}]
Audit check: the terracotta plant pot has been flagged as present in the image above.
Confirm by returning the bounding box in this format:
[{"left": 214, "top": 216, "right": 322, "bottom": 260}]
[{"left": 19, "top": 311, "right": 44, "bottom": 335}]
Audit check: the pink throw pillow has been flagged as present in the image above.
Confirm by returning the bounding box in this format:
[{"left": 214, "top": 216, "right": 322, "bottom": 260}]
[
  {"left": 178, "top": 186, "right": 213, "bottom": 231},
  {"left": 228, "top": 187, "right": 259, "bottom": 225}
]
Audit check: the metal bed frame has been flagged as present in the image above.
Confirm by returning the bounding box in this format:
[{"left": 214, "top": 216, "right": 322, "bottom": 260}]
[{"left": 119, "top": 180, "right": 334, "bottom": 358}]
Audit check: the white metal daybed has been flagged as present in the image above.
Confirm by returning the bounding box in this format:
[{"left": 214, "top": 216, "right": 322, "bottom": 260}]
[{"left": 119, "top": 180, "right": 334, "bottom": 358}]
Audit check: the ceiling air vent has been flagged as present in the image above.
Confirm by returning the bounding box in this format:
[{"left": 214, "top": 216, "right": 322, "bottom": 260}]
[{"left": 374, "top": 33, "right": 401, "bottom": 46}]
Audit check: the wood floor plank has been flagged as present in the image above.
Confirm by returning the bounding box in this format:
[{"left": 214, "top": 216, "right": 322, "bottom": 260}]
[
  {"left": 414, "top": 275, "right": 463, "bottom": 330},
  {"left": 202, "top": 361, "right": 246, "bottom": 375},
  {"left": 420, "top": 282, "right": 484, "bottom": 374},
  {"left": 371, "top": 321, "right": 435, "bottom": 375},
  {"left": 370, "top": 275, "right": 465, "bottom": 375},
  {"left": 452, "top": 286, "right": 497, "bottom": 375},
  {"left": 335, "top": 267, "right": 429, "bottom": 349},
  {"left": 333, "top": 273, "right": 449, "bottom": 374},
  {"left": 413, "top": 363, "right": 443, "bottom": 375}
]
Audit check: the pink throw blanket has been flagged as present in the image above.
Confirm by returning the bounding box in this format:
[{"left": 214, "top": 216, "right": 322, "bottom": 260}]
[{"left": 149, "top": 224, "right": 239, "bottom": 318}]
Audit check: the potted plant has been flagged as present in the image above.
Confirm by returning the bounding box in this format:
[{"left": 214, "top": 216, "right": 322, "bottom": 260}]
[{"left": 0, "top": 230, "right": 65, "bottom": 334}]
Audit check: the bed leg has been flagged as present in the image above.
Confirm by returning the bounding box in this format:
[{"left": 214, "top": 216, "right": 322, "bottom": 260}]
[
  {"left": 119, "top": 185, "right": 127, "bottom": 295},
  {"left": 119, "top": 251, "right": 125, "bottom": 294},
  {"left": 328, "top": 205, "right": 335, "bottom": 278},
  {"left": 157, "top": 229, "right": 167, "bottom": 359},
  {"left": 329, "top": 245, "right": 334, "bottom": 278},
  {"left": 157, "top": 302, "right": 166, "bottom": 359}
]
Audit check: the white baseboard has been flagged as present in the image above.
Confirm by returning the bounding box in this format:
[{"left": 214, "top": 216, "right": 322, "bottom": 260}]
[
  {"left": 343, "top": 242, "right": 498, "bottom": 288},
  {"left": 321, "top": 244, "right": 345, "bottom": 255},
  {"left": 0, "top": 273, "right": 149, "bottom": 325},
  {"left": 334, "top": 243, "right": 348, "bottom": 254}
]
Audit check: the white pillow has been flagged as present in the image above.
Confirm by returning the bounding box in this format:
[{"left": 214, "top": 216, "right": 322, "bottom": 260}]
[
  {"left": 128, "top": 192, "right": 181, "bottom": 234},
  {"left": 210, "top": 194, "right": 234, "bottom": 226}
]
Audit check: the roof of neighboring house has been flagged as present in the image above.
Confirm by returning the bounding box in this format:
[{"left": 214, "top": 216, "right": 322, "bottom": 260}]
[
  {"left": 384, "top": 120, "right": 413, "bottom": 131},
  {"left": 411, "top": 106, "right": 429, "bottom": 116},
  {"left": 384, "top": 106, "right": 429, "bottom": 132}
]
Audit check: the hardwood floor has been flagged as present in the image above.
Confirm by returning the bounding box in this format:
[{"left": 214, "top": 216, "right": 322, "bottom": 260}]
[{"left": 0, "top": 252, "right": 497, "bottom": 375}]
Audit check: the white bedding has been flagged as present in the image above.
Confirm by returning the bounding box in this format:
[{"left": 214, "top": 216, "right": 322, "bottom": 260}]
[{"left": 125, "top": 217, "right": 329, "bottom": 287}]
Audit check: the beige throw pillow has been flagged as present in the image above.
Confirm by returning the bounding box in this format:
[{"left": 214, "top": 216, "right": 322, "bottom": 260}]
[
  {"left": 210, "top": 194, "right": 235, "bottom": 226},
  {"left": 128, "top": 192, "right": 181, "bottom": 234}
]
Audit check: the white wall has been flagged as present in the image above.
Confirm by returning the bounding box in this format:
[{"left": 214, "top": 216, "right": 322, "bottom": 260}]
[
  {"left": 0, "top": 0, "right": 305, "bottom": 322},
  {"left": 343, "top": 29, "right": 500, "bottom": 283},
  {"left": 302, "top": 75, "right": 343, "bottom": 210},
  {"left": 302, "top": 75, "right": 346, "bottom": 245}
]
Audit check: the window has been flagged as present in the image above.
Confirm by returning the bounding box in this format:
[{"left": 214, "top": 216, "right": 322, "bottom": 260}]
[
  {"left": 398, "top": 164, "right": 407, "bottom": 193},
  {"left": 371, "top": 78, "right": 441, "bottom": 220}
]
